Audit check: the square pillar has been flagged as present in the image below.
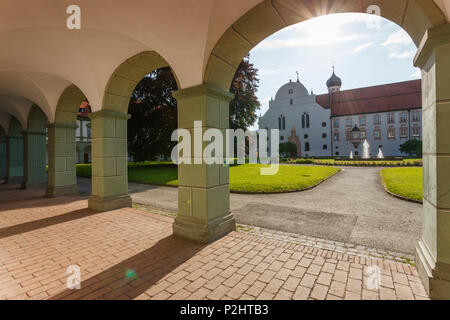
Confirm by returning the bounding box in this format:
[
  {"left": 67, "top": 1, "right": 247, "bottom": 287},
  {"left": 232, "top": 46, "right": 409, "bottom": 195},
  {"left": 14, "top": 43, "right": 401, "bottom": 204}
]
[
  {"left": 414, "top": 23, "right": 450, "bottom": 299},
  {"left": 88, "top": 110, "right": 131, "bottom": 212},
  {"left": 172, "top": 84, "right": 235, "bottom": 243},
  {"left": 4, "top": 134, "right": 23, "bottom": 184},
  {"left": 21, "top": 130, "right": 47, "bottom": 189},
  {"left": 46, "top": 123, "right": 79, "bottom": 197}
]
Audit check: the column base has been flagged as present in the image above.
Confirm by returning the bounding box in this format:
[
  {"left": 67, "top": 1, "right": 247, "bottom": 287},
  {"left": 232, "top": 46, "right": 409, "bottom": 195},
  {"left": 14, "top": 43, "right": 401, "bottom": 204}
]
[
  {"left": 416, "top": 240, "right": 450, "bottom": 299},
  {"left": 173, "top": 213, "right": 236, "bottom": 243},
  {"left": 46, "top": 185, "right": 79, "bottom": 197},
  {"left": 88, "top": 194, "right": 132, "bottom": 212}
]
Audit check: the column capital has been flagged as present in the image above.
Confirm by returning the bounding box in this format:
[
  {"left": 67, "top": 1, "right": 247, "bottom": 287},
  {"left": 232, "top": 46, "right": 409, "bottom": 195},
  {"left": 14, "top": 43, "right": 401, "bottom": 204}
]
[
  {"left": 414, "top": 23, "right": 450, "bottom": 68},
  {"left": 173, "top": 83, "right": 235, "bottom": 103},
  {"left": 88, "top": 109, "right": 130, "bottom": 121}
]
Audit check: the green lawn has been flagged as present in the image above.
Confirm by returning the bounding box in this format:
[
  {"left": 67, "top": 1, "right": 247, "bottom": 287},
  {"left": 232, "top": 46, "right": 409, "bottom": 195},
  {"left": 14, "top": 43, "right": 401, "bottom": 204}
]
[
  {"left": 77, "top": 163, "right": 340, "bottom": 193},
  {"left": 380, "top": 167, "right": 423, "bottom": 202}
]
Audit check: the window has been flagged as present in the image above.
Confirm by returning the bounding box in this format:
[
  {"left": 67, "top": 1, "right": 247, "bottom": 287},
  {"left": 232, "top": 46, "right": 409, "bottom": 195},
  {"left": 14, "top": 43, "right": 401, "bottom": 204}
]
[
  {"left": 374, "top": 114, "right": 381, "bottom": 125},
  {"left": 374, "top": 129, "right": 381, "bottom": 140},
  {"left": 322, "top": 122, "right": 327, "bottom": 127},
  {"left": 304, "top": 134, "right": 308, "bottom": 139},
  {"left": 290, "top": 99, "right": 293, "bottom": 105},
  {"left": 388, "top": 127, "right": 395, "bottom": 139},
  {"left": 301, "top": 113, "right": 310, "bottom": 129},
  {"left": 387, "top": 113, "right": 395, "bottom": 124},
  {"left": 400, "top": 112, "right": 408, "bottom": 123},
  {"left": 280, "top": 136, "right": 284, "bottom": 141},
  {"left": 400, "top": 126, "right": 408, "bottom": 138},
  {"left": 278, "top": 115, "right": 286, "bottom": 130},
  {"left": 412, "top": 126, "right": 421, "bottom": 138},
  {"left": 412, "top": 110, "right": 421, "bottom": 122},
  {"left": 322, "top": 133, "right": 327, "bottom": 138},
  {"left": 335, "top": 152, "right": 340, "bottom": 156},
  {"left": 333, "top": 132, "right": 339, "bottom": 142},
  {"left": 346, "top": 118, "right": 352, "bottom": 127},
  {"left": 359, "top": 116, "right": 366, "bottom": 126},
  {"left": 289, "top": 89, "right": 294, "bottom": 94},
  {"left": 305, "top": 143, "right": 310, "bottom": 152},
  {"left": 333, "top": 119, "right": 339, "bottom": 128},
  {"left": 323, "top": 145, "right": 328, "bottom": 150},
  {"left": 87, "top": 127, "right": 91, "bottom": 139},
  {"left": 361, "top": 131, "right": 366, "bottom": 139}
]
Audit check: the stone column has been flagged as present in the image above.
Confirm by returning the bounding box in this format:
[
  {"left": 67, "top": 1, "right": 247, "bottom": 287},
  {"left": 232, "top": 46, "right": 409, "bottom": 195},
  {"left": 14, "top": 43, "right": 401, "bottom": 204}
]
[
  {"left": 46, "top": 123, "right": 79, "bottom": 197},
  {"left": 88, "top": 110, "right": 131, "bottom": 212},
  {"left": 172, "top": 84, "right": 235, "bottom": 243},
  {"left": 21, "top": 130, "right": 47, "bottom": 189},
  {"left": 5, "top": 134, "right": 24, "bottom": 184},
  {"left": 414, "top": 23, "right": 450, "bottom": 299}
]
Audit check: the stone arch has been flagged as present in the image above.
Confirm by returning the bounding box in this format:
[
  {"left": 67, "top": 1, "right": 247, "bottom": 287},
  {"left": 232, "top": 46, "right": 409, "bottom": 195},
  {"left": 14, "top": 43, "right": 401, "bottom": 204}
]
[
  {"left": 22, "top": 105, "right": 48, "bottom": 189},
  {"left": 102, "top": 51, "right": 177, "bottom": 114},
  {"left": 55, "top": 85, "right": 86, "bottom": 124},
  {"left": 204, "top": 0, "right": 447, "bottom": 91},
  {"left": 46, "top": 84, "right": 86, "bottom": 197},
  {"left": 86, "top": 51, "right": 178, "bottom": 211},
  {"left": 27, "top": 105, "right": 48, "bottom": 131}
]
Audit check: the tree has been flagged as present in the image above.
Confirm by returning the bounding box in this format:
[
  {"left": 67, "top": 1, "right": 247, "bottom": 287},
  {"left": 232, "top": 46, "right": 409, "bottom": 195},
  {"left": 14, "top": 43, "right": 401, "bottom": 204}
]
[
  {"left": 399, "top": 139, "right": 422, "bottom": 157},
  {"left": 127, "top": 55, "right": 261, "bottom": 161},
  {"left": 279, "top": 142, "right": 298, "bottom": 158},
  {"left": 127, "top": 68, "right": 178, "bottom": 162},
  {"left": 229, "top": 55, "right": 261, "bottom": 130}
]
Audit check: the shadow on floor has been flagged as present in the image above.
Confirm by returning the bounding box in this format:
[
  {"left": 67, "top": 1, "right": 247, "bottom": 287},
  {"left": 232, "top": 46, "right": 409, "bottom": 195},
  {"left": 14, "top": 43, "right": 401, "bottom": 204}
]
[
  {"left": 51, "top": 235, "right": 204, "bottom": 300},
  {"left": 0, "top": 208, "right": 100, "bottom": 240}
]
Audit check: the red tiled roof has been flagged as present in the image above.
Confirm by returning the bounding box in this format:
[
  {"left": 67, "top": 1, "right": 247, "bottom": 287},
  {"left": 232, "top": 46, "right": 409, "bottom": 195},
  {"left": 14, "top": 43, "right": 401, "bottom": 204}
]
[{"left": 316, "top": 79, "right": 421, "bottom": 116}]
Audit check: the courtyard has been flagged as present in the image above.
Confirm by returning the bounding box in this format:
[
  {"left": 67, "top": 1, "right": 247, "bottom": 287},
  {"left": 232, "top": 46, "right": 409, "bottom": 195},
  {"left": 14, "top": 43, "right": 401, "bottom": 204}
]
[
  {"left": 0, "top": 0, "right": 450, "bottom": 303},
  {"left": 0, "top": 186, "right": 427, "bottom": 300},
  {"left": 78, "top": 165, "right": 422, "bottom": 255}
]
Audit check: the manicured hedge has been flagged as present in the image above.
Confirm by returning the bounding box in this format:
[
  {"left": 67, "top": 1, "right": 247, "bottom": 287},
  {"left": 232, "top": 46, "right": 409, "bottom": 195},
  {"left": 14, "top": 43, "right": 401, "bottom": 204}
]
[{"left": 283, "top": 158, "right": 422, "bottom": 167}]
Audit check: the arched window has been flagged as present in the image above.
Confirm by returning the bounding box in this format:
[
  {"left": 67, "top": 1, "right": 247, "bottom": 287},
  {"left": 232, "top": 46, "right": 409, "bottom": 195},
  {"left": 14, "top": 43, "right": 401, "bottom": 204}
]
[
  {"left": 278, "top": 115, "right": 285, "bottom": 130},
  {"left": 302, "top": 113, "right": 310, "bottom": 129},
  {"left": 305, "top": 142, "right": 310, "bottom": 152}
]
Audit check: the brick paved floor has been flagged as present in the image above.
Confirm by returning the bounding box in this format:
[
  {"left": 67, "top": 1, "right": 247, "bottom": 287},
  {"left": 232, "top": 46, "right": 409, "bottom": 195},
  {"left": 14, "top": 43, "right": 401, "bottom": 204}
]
[{"left": 0, "top": 188, "right": 429, "bottom": 300}]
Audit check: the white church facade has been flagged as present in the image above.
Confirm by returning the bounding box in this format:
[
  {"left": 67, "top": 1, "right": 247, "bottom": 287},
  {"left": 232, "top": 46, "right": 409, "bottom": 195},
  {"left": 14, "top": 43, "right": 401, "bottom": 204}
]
[{"left": 259, "top": 70, "right": 422, "bottom": 158}]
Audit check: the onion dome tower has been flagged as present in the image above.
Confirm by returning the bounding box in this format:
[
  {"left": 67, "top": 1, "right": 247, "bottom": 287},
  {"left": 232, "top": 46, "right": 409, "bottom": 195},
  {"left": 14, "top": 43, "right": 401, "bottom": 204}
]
[{"left": 326, "top": 66, "right": 342, "bottom": 93}]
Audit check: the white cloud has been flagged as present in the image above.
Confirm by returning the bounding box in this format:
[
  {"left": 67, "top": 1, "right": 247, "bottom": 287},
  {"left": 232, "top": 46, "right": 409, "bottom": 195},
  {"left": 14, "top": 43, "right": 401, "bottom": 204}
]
[
  {"left": 382, "top": 30, "right": 413, "bottom": 46},
  {"left": 388, "top": 51, "right": 414, "bottom": 59},
  {"left": 257, "top": 34, "right": 361, "bottom": 50},
  {"left": 354, "top": 42, "right": 374, "bottom": 52},
  {"left": 253, "top": 13, "right": 374, "bottom": 51}
]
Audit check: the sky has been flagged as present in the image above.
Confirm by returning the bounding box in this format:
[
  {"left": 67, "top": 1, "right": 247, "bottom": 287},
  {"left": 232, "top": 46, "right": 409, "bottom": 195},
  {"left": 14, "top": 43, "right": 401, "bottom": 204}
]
[{"left": 249, "top": 13, "right": 420, "bottom": 130}]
